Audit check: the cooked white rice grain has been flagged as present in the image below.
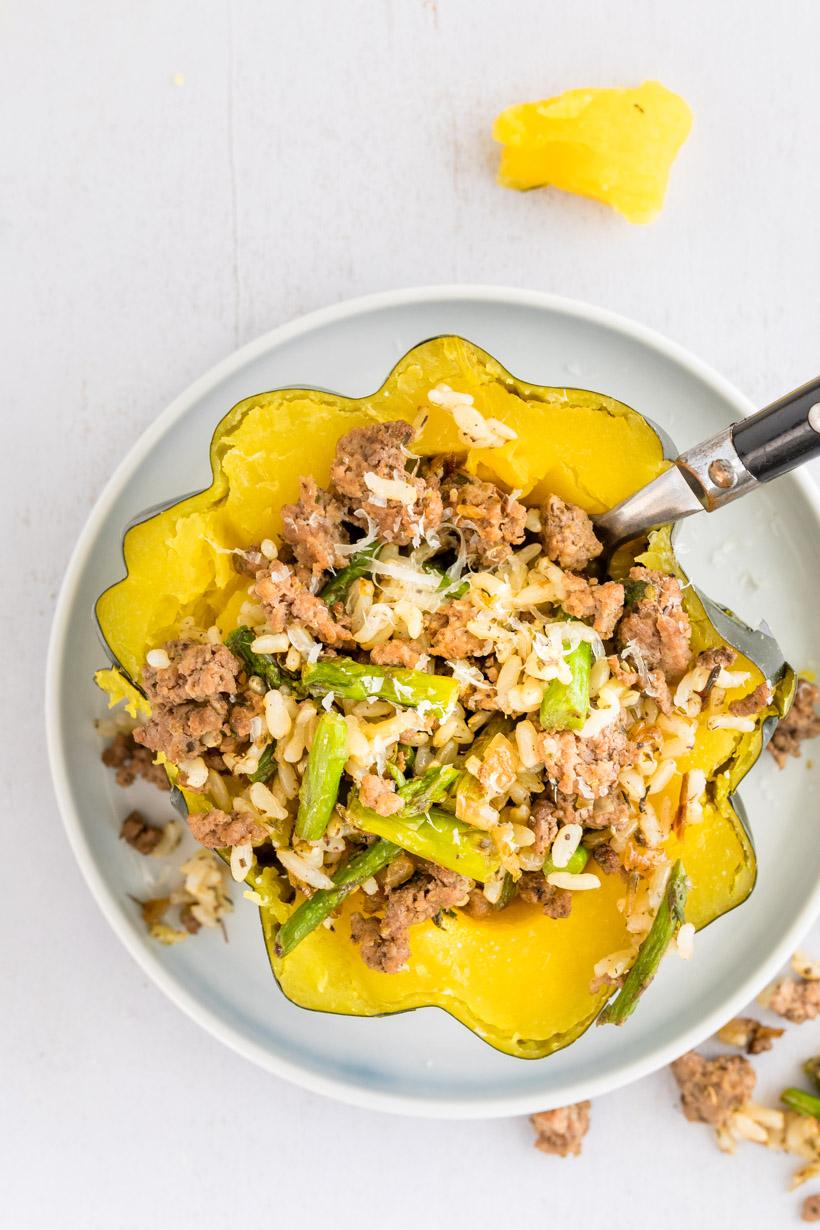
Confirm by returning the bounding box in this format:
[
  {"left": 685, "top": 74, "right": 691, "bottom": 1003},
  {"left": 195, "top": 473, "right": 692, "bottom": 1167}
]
[
  {"left": 260, "top": 538, "right": 278, "bottom": 559},
  {"left": 179, "top": 756, "right": 208, "bottom": 790},
  {"left": 278, "top": 849, "right": 335, "bottom": 890},
  {"left": 264, "top": 688, "right": 292, "bottom": 739},
  {"left": 791, "top": 949, "right": 820, "bottom": 981},
  {"left": 363, "top": 472, "right": 418, "bottom": 507},
  {"left": 249, "top": 780, "right": 289, "bottom": 820},
  {"left": 146, "top": 648, "right": 170, "bottom": 669},
  {"left": 276, "top": 760, "right": 299, "bottom": 800},
  {"left": 230, "top": 842, "right": 254, "bottom": 883},
  {"left": 547, "top": 871, "right": 601, "bottom": 891},
  {"left": 549, "top": 823, "right": 583, "bottom": 869},
  {"left": 514, "top": 720, "right": 540, "bottom": 768},
  {"left": 252, "top": 632, "right": 289, "bottom": 654}
]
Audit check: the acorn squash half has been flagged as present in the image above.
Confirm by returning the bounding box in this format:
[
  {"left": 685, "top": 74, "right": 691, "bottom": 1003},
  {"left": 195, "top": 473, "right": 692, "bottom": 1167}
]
[{"left": 96, "top": 336, "right": 793, "bottom": 1059}]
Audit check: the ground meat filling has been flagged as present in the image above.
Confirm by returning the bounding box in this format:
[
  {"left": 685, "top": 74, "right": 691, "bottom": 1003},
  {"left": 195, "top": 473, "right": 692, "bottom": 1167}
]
[
  {"left": 617, "top": 566, "right": 693, "bottom": 682},
  {"left": 537, "top": 722, "right": 632, "bottom": 805},
  {"left": 530, "top": 1102, "right": 591, "bottom": 1157},
  {"left": 729, "top": 681, "right": 772, "bottom": 717},
  {"left": 187, "top": 807, "right": 267, "bottom": 850},
  {"left": 281, "top": 476, "right": 350, "bottom": 576},
  {"left": 369, "top": 639, "right": 426, "bottom": 668},
  {"left": 102, "top": 731, "right": 171, "bottom": 790},
  {"left": 442, "top": 476, "right": 527, "bottom": 567},
  {"left": 562, "top": 574, "right": 625, "bottom": 638},
  {"left": 330, "top": 421, "right": 444, "bottom": 546},
  {"left": 350, "top": 861, "right": 471, "bottom": 972},
  {"left": 255, "top": 563, "right": 353, "bottom": 646},
  {"left": 359, "top": 772, "right": 403, "bottom": 816},
  {"left": 517, "top": 872, "right": 572, "bottom": 918},
  {"left": 591, "top": 843, "right": 623, "bottom": 876},
  {"left": 428, "top": 597, "right": 489, "bottom": 659},
  {"left": 142, "top": 641, "right": 240, "bottom": 706},
  {"left": 541, "top": 495, "right": 603, "bottom": 572},
  {"left": 670, "top": 1051, "right": 756, "bottom": 1127},
  {"left": 528, "top": 792, "right": 561, "bottom": 857},
  {"left": 765, "top": 977, "right": 820, "bottom": 1023},
  {"left": 802, "top": 1195, "right": 820, "bottom": 1223},
  {"left": 120, "top": 810, "right": 163, "bottom": 854},
  {"left": 135, "top": 698, "right": 228, "bottom": 764},
  {"left": 768, "top": 678, "right": 820, "bottom": 768}
]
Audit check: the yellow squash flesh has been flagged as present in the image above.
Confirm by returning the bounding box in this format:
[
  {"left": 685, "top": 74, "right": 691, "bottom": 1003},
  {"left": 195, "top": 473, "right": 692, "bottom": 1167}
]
[
  {"left": 97, "top": 336, "right": 790, "bottom": 1059},
  {"left": 494, "top": 80, "right": 692, "bottom": 223}
]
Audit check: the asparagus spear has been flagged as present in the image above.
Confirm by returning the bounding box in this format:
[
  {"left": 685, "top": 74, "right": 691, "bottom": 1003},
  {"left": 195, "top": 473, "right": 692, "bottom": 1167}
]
[
  {"left": 598, "top": 860, "right": 689, "bottom": 1026},
  {"left": 247, "top": 742, "right": 276, "bottom": 784},
  {"left": 397, "top": 764, "right": 461, "bottom": 813},
  {"left": 294, "top": 710, "right": 349, "bottom": 841},
  {"left": 349, "top": 800, "right": 498, "bottom": 883},
  {"left": 804, "top": 1057, "right": 820, "bottom": 1094},
  {"left": 225, "top": 625, "right": 288, "bottom": 691},
  {"left": 319, "top": 542, "right": 382, "bottom": 606},
  {"left": 302, "top": 657, "right": 459, "bottom": 720},
  {"left": 274, "top": 838, "right": 399, "bottom": 958},
  {"left": 781, "top": 1088, "right": 820, "bottom": 1119},
  {"left": 539, "top": 639, "right": 593, "bottom": 732}
]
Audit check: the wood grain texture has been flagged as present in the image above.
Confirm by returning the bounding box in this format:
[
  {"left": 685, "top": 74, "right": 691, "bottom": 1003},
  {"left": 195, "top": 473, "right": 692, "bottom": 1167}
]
[{"left": 2, "top": 1, "right": 819, "bottom": 1226}]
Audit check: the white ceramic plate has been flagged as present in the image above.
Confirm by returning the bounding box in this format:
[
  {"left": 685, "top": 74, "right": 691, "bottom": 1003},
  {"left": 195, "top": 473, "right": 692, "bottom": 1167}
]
[{"left": 46, "top": 286, "right": 820, "bottom": 1118}]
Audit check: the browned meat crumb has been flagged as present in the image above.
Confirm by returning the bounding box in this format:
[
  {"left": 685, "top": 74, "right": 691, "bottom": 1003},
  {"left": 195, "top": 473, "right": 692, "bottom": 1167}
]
[
  {"left": 765, "top": 978, "right": 820, "bottom": 1024},
  {"left": 729, "top": 681, "right": 772, "bottom": 718},
  {"left": 428, "top": 597, "right": 489, "bottom": 659},
  {"left": 670, "top": 1051, "right": 756, "bottom": 1127},
  {"left": 370, "top": 638, "right": 426, "bottom": 668},
  {"left": 442, "top": 476, "right": 527, "bottom": 567},
  {"left": 142, "top": 641, "right": 240, "bottom": 706},
  {"left": 254, "top": 563, "right": 353, "bottom": 646},
  {"left": 179, "top": 903, "right": 202, "bottom": 934},
  {"left": 187, "top": 807, "right": 267, "bottom": 849},
  {"left": 379, "top": 851, "right": 416, "bottom": 892},
  {"left": 134, "top": 698, "right": 228, "bottom": 764},
  {"left": 617, "top": 566, "right": 693, "bottom": 682},
  {"left": 461, "top": 888, "right": 495, "bottom": 918},
  {"left": 102, "top": 731, "right": 170, "bottom": 791},
  {"left": 530, "top": 1102, "right": 591, "bottom": 1157},
  {"left": 529, "top": 792, "right": 561, "bottom": 857},
  {"left": 517, "top": 872, "right": 572, "bottom": 918},
  {"left": 329, "top": 421, "right": 444, "bottom": 545},
  {"left": 541, "top": 495, "right": 603, "bottom": 572},
  {"left": 591, "top": 843, "right": 622, "bottom": 876},
  {"left": 768, "top": 679, "right": 820, "bottom": 768},
  {"left": 120, "top": 809, "right": 164, "bottom": 855},
  {"left": 802, "top": 1195, "right": 820, "bottom": 1222},
  {"left": 716, "top": 1016, "right": 784, "bottom": 1054},
  {"left": 562, "top": 575, "right": 625, "bottom": 638},
  {"left": 537, "top": 722, "right": 632, "bottom": 805},
  {"left": 228, "top": 692, "right": 265, "bottom": 740},
  {"left": 281, "top": 476, "right": 350, "bottom": 576},
  {"left": 695, "top": 645, "right": 736, "bottom": 678},
  {"left": 350, "top": 863, "right": 471, "bottom": 972},
  {"left": 607, "top": 654, "right": 673, "bottom": 715},
  {"left": 359, "top": 772, "right": 404, "bottom": 816}
]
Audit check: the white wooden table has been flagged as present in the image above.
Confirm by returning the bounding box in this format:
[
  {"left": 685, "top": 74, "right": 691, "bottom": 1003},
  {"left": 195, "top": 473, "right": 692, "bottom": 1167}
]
[{"left": 4, "top": 2, "right": 820, "bottom": 1226}]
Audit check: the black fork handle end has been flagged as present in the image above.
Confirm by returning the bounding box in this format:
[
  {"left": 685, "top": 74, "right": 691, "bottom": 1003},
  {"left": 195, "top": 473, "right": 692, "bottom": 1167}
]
[{"left": 732, "top": 375, "right": 820, "bottom": 483}]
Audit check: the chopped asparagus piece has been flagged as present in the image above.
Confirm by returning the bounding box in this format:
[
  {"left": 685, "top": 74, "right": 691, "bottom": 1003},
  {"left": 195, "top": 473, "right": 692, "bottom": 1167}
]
[
  {"left": 247, "top": 742, "right": 276, "bottom": 784},
  {"left": 349, "top": 800, "right": 499, "bottom": 883},
  {"left": 226, "top": 626, "right": 288, "bottom": 691},
  {"left": 294, "top": 711, "right": 349, "bottom": 841},
  {"left": 397, "top": 764, "right": 461, "bottom": 813},
  {"left": 539, "top": 640, "right": 593, "bottom": 732},
  {"left": 543, "top": 844, "right": 590, "bottom": 877},
  {"left": 781, "top": 1088, "right": 820, "bottom": 1119},
  {"left": 302, "top": 657, "right": 459, "bottom": 720},
  {"left": 319, "top": 542, "right": 382, "bottom": 606},
  {"left": 274, "top": 839, "right": 399, "bottom": 958},
  {"left": 598, "top": 860, "right": 689, "bottom": 1026}
]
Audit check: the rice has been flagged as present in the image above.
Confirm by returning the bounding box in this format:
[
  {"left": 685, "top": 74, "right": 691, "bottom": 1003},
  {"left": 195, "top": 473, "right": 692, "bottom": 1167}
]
[
  {"left": 514, "top": 719, "right": 540, "bottom": 769},
  {"left": 249, "top": 780, "right": 289, "bottom": 820},
  {"left": 264, "top": 688, "right": 292, "bottom": 739},
  {"left": 146, "top": 647, "right": 170, "bottom": 669},
  {"left": 251, "top": 632, "right": 289, "bottom": 654},
  {"left": 364, "top": 472, "right": 418, "bottom": 507},
  {"left": 707, "top": 715, "right": 756, "bottom": 732},
  {"left": 230, "top": 842, "right": 254, "bottom": 883},
  {"left": 278, "top": 849, "right": 335, "bottom": 891},
  {"left": 675, "top": 922, "right": 695, "bottom": 959},
  {"left": 547, "top": 871, "right": 601, "bottom": 891},
  {"left": 549, "top": 823, "right": 583, "bottom": 868},
  {"left": 178, "top": 756, "right": 208, "bottom": 790},
  {"left": 647, "top": 759, "right": 677, "bottom": 795}
]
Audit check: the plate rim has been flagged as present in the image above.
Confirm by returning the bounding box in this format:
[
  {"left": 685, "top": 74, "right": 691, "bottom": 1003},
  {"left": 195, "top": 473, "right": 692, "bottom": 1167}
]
[{"left": 45, "top": 283, "right": 820, "bottom": 1118}]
